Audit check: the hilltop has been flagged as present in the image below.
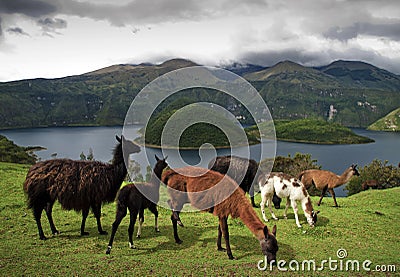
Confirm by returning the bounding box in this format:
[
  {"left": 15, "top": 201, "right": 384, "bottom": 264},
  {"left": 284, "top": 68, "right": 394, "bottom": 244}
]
[{"left": 0, "top": 58, "right": 399, "bottom": 129}]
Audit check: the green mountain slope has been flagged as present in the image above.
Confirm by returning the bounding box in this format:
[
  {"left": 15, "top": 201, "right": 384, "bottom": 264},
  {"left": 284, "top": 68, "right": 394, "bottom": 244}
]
[
  {"left": 367, "top": 107, "right": 400, "bottom": 131},
  {"left": 0, "top": 59, "right": 399, "bottom": 129}
]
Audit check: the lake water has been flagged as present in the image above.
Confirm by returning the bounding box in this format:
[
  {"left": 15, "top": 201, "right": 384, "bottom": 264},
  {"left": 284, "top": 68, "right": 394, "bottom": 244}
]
[{"left": 1, "top": 126, "right": 399, "bottom": 196}]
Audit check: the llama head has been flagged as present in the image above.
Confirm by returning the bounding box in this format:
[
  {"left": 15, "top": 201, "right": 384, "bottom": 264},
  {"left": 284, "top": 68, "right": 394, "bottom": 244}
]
[
  {"left": 307, "top": 210, "right": 320, "bottom": 227},
  {"left": 260, "top": 225, "right": 278, "bottom": 264},
  {"left": 154, "top": 155, "right": 168, "bottom": 173},
  {"left": 351, "top": 164, "right": 360, "bottom": 176},
  {"left": 117, "top": 135, "right": 141, "bottom": 154}
]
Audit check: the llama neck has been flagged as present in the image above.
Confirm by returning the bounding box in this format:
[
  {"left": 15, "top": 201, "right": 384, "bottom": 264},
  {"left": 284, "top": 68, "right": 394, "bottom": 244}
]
[
  {"left": 335, "top": 168, "right": 353, "bottom": 188},
  {"left": 238, "top": 203, "right": 266, "bottom": 241},
  {"left": 111, "top": 144, "right": 128, "bottom": 185},
  {"left": 301, "top": 196, "right": 313, "bottom": 217}
]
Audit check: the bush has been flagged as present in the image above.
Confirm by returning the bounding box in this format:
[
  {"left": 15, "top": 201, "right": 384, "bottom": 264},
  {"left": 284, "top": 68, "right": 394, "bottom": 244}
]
[{"left": 346, "top": 160, "right": 400, "bottom": 195}]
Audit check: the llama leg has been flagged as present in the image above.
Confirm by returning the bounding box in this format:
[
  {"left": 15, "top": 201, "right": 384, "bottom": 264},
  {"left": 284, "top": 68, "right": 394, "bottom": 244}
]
[
  {"left": 106, "top": 204, "right": 127, "bottom": 254},
  {"left": 33, "top": 204, "right": 46, "bottom": 240},
  {"left": 318, "top": 186, "right": 328, "bottom": 206},
  {"left": 80, "top": 208, "right": 90, "bottom": 236},
  {"left": 291, "top": 199, "right": 302, "bottom": 228},
  {"left": 92, "top": 204, "right": 107, "bottom": 235},
  {"left": 167, "top": 199, "right": 184, "bottom": 227},
  {"left": 329, "top": 188, "right": 339, "bottom": 207},
  {"left": 250, "top": 185, "right": 258, "bottom": 208},
  {"left": 45, "top": 201, "right": 59, "bottom": 235},
  {"left": 128, "top": 211, "right": 138, "bottom": 249},
  {"left": 283, "top": 197, "right": 290, "bottom": 219},
  {"left": 136, "top": 210, "right": 144, "bottom": 238},
  {"left": 268, "top": 195, "right": 278, "bottom": 220},
  {"left": 219, "top": 216, "right": 235, "bottom": 260},
  {"left": 171, "top": 211, "right": 183, "bottom": 244},
  {"left": 217, "top": 224, "right": 225, "bottom": 251},
  {"left": 260, "top": 195, "right": 268, "bottom": 222},
  {"left": 148, "top": 204, "right": 160, "bottom": 232}
]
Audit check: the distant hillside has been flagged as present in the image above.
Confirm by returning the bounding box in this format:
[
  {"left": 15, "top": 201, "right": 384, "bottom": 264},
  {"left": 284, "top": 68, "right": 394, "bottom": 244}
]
[
  {"left": 367, "top": 107, "right": 400, "bottom": 131},
  {"left": 0, "top": 58, "right": 399, "bottom": 129},
  {"left": 246, "top": 118, "right": 374, "bottom": 144}
]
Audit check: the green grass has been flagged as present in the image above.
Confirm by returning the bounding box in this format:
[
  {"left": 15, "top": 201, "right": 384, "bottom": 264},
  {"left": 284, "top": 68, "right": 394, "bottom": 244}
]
[
  {"left": 1, "top": 162, "right": 399, "bottom": 276},
  {"left": 368, "top": 107, "right": 400, "bottom": 131}
]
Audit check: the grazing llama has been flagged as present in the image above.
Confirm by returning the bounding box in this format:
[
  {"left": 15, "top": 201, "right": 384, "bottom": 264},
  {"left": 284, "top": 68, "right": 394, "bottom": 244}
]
[
  {"left": 162, "top": 166, "right": 278, "bottom": 261},
  {"left": 259, "top": 172, "right": 318, "bottom": 228},
  {"left": 298, "top": 165, "right": 359, "bottom": 207},
  {"left": 106, "top": 155, "right": 168, "bottom": 254},
  {"left": 208, "top": 155, "right": 281, "bottom": 208},
  {"left": 23, "top": 135, "right": 140, "bottom": 240}
]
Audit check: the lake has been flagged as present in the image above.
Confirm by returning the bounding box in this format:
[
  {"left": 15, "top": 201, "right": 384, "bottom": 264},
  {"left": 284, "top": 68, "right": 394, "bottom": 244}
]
[{"left": 1, "top": 126, "right": 399, "bottom": 196}]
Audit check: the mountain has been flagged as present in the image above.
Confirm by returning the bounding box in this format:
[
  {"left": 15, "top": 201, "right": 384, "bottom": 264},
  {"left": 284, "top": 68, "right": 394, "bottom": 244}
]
[
  {"left": 243, "top": 60, "right": 400, "bottom": 127},
  {"left": 367, "top": 107, "right": 400, "bottom": 131},
  {"left": 316, "top": 60, "right": 400, "bottom": 91},
  {"left": 0, "top": 58, "right": 399, "bottom": 129}
]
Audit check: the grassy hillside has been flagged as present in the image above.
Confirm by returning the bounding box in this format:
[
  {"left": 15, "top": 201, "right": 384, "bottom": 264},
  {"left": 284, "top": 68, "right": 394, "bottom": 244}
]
[
  {"left": 1, "top": 162, "right": 398, "bottom": 276},
  {"left": 367, "top": 107, "right": 400, "bottom": 131}
]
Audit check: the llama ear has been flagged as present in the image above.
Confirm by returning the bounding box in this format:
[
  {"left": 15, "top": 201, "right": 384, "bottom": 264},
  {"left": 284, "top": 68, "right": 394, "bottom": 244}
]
[
  {"left": 263, "top": 226, "right": 269, "bottom": 238},
  {"left": 164, "top": 155, "right": 168, "bottom": 161},
  {"left": 155, "top": 155, "right": 160, "bottom": 161},
  {"left": 272, "top": 225, "right": 277, "bottom": 237},
  {"left": 116, "top": 135, "right": 121, "bottom": 142}
]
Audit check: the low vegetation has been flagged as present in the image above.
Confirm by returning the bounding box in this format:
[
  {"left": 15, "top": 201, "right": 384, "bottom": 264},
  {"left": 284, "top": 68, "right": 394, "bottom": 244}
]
[{"left": 0, "top": 162, "right": 398, "bottom": 276}]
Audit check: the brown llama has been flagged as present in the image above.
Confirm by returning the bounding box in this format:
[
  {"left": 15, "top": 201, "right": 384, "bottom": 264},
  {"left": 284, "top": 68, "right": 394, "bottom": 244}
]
[
  {"left": 208, "top": 155, "right": 281, "bottom": 208},
  {"left": 362, "top": 180, "right": 380, "bottom": 191},
  {"left": 298, "top": 165, "right": 359, "bottom": 207},
  {"left": 23, "top": 135, "right": 140, "bottom": 240},
  {"left": 106, "top": 155, "right": 168, "bottom": 254},
  {"left": 162, "top": 166, "right": 278, "bottom": 261}
]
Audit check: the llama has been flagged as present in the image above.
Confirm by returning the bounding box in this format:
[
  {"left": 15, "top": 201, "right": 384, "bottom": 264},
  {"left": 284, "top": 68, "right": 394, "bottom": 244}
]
[
  {"left": 362, "top": 180, "right": 380, "bottom": 191},
  {"left": 106, "top": 155, "right": 168, "bottom": 254},
  {"left": 23, "top": 135, "right": 140, "bottom": 240},
  {"left": 209, "top": 155, "right": 282, "bottom": 208},
  {"left": 259, "top": 172, "right": 318, "bottom": 228},
  {"left": 162, "top": 166, "right": 278, "bottom": 261},
  {"left": 298, "top": 165, "right": 359, "bottom": 207}
]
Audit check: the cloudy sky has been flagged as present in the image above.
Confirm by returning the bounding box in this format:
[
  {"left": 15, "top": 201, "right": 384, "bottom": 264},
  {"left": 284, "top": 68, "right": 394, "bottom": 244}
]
[{"left": 0, "top": 0, "right": 399, "bottom": 82}]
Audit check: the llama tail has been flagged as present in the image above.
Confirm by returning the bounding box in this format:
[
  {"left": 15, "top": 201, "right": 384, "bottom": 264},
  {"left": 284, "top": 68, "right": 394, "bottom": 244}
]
[
  {"left": 115, "top": 185, "right": 131, "bottom": 211},
  {"left": 161, "top": 170, "right": 179, "bottom": 186},
  {"left": 297, "top": 171, "right": 305, "bottom": 181}
]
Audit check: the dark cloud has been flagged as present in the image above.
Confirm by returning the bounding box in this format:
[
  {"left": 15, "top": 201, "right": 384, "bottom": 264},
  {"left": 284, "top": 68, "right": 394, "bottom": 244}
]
[
  {"left": 0, "top": 0, "right": 56, "bottom": 17},
  {"left": 6, "top": 26, "right": 29, "bottom": 36},
  {"left": 324, "top": 21, "right": 400, "bottom": 41},
  {"left": 37, "top": 17, "right": 67, "bottom": 30}
]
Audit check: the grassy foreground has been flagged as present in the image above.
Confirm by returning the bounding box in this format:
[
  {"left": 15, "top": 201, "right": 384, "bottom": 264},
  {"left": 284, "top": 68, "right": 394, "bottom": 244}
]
[{"left": 0, "top": 162, "right": 399, "bottom": 276}]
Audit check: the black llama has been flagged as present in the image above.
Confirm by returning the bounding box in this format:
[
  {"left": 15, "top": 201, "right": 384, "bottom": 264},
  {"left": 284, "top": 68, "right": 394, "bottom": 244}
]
[
  {"left": 208, "top": 155, "right": 281, "bottom": 208},
  {"left": 23, "top": 135, "right": 140, "bottom": 240},
  {"left": 106, "top": 155, "right": 168, "bottom": 254}
]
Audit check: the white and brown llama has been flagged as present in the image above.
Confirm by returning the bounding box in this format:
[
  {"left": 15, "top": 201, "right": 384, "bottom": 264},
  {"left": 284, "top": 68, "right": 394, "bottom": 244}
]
[
  {"left": 298, "top": 165, "right": 359, "bottom": 207},
  {"left": 259, "top": 172, "right": 319, "bottom": 228}
]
